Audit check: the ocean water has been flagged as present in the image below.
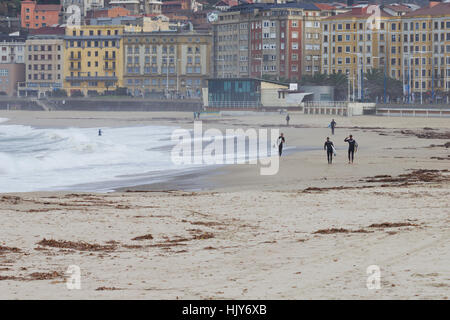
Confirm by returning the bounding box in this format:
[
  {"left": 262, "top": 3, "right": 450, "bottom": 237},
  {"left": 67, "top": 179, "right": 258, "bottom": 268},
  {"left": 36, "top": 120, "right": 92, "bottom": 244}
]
[{"left": 0, "top": 119, "right": 281, "bottom": 193}]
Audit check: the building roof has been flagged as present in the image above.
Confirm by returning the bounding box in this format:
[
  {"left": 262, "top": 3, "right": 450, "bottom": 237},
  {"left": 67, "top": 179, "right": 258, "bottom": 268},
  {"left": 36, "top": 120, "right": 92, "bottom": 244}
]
[
  {"left": 164, "top": 13, "right": 190, "bottom": 21},
  {"left": 162, "top": 1, "right": 183, "bottom": 5},
  {"left": 383, "top": 4, "right": 414, "bottom": 13},
  {"left": 404, "top": 2, "right": 450, "bottom": 17},
  {"left": 35, "top": 4, "right": 62, "bottom": 12},
  {"left": 30, "top": 26, "right": 65, "bottom": 35},
  {"left": 323, "top": 6, "right": 393, "bottom": 20},
  {"left": 228, "top": 2, "right": 320, "bottom": 13},
  {"left": 314, "top": 3, "right": 337, "bottom": 11},
  {"left": 214, "top": 0, "right": 239, "bottom": 7},
  {"left": 0, "top": 34, "right": 27, "bottom": 42}
]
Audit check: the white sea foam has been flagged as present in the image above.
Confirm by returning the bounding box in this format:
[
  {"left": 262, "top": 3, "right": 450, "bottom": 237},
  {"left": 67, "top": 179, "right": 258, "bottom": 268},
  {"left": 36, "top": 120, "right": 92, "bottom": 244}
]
[
  {"left": 0, "top": 123, "right": 275, "bottom": 193},
  {"left": 0, "top": 124, "right": 195, "bottom": 192}
]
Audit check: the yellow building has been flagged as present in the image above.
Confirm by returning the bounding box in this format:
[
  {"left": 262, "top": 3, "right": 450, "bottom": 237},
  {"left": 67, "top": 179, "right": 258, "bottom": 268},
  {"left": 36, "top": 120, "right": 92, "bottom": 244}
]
[
  {"left": 321, "top": 6, "right": 394, "bottom": 99},
  {"left": 400, "top": 2, "right": 450, "bottom": 100},
  {"left": 322, "top": 2, "right": 450, "bottom": 101},
  {"left": 63, "top": 25, "right": 124, "bottom": 96}
]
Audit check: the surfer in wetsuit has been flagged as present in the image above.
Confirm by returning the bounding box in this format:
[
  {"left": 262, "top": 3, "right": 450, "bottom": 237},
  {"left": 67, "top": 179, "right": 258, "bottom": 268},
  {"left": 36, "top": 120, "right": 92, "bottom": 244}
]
[
  {"left": 277, "top": 133, "right": 285, "bottom": 157},
  {"left": 330, "top": 119, "right": 336, "bottom": 135},
  {"left": 324, "top": 137, "right": 334, "bottom": 164},
  {"left": 98, "top": 129, "right": 102, "bottom": 136},
  {"left": 344, "top": 135, "right": 357, "bottom": 164}
]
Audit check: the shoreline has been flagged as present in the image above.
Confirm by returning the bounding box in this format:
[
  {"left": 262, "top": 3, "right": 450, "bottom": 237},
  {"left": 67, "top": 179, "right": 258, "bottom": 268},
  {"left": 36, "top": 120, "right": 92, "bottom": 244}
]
[{"left": 0, "top": 110, "right": 449, "bottom": 299}]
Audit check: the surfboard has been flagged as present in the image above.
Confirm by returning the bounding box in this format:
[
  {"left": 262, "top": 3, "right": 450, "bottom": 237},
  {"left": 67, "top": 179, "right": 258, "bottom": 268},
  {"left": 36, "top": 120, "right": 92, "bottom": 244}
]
[{"left": 332, "top": 145, "right": 337, "bottom": 156}]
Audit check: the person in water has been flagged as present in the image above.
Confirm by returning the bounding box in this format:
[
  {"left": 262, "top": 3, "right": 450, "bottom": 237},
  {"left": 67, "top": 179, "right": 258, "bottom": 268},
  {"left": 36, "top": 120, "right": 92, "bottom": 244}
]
[
  {"left": 277, "top": 133, "right": 285, "bottom": 157},
  {"left": 324, "top": 137, "right": 334, "bottom": 164},
  {"left": 330, "top": 119, "right": 337, "bottom": 135},
  {"left": 98, "top": 129, "right": 102, "bottom": 136},
  {"left": 344, "top": 134, "right": 358, "bottom": 164}
]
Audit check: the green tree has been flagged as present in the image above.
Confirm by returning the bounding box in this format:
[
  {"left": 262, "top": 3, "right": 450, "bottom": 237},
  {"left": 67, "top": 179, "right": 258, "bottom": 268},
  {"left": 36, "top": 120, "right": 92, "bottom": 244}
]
[{"left": 365, "top": 68, "right": 403, "bottom": 102}]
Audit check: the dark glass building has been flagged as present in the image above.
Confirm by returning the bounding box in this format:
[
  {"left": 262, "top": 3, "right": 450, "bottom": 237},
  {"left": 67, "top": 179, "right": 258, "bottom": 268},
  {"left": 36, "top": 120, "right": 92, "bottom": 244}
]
[{"left": 207, "top": 78, "right": 261, "bottom": 108}]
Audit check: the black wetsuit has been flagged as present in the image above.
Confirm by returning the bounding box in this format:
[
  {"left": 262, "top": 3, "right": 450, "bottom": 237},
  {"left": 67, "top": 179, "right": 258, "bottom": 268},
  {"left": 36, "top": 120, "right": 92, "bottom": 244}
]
[
  {"left": 344, "top": 138, "right": 356, "bottom": 162},
  {"left": 324, "top": 140, "right": 334, "bottom": 164},
  {"left": 278, "top": 136, "right": 285, "bottom": 156},
  {"left": 330, "top": 120, "right": 336, "bottom": 135}
]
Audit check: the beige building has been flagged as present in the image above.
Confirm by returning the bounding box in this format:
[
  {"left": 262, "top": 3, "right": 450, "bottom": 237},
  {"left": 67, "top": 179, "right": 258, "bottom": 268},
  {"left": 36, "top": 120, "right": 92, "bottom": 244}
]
[
  {"left": 123, "top": 30, "right": 212, "bottom": 97},
  {"left": 212, "top": 3, "right": 331, "bottom": 81},
  {"left": 124, "top": 15, "right": 177, "bottom": 33},
  {"left": 22, "top": 35, "right": 64, "bottom": 97}
]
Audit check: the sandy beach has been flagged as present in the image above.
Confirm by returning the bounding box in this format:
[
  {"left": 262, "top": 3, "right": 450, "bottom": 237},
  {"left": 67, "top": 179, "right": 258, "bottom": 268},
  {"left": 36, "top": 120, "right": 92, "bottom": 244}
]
[{"left": 0, "top": 110, "right": 449, "bottom": 299}]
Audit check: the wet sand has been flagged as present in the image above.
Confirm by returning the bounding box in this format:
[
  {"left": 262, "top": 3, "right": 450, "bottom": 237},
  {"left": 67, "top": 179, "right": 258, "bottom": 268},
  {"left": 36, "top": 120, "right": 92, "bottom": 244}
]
[{"left": 0, "top": 110, "right": 449, "bottom": 299}]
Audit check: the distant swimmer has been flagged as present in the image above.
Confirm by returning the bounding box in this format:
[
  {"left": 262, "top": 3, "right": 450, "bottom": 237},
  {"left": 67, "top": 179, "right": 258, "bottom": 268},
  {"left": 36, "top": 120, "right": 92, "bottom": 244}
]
[
  {"left": 277, "top": 133, "right": 285, "bottom": 157},
  {"left": 330, "top": 119, "right": 337, "bottom": 135},
  {"left": 286, "top": 114, "right": 290, "bottom": 126},
  {"left": 344, "top": 135, "right": 358, "bottom": 164},
  {"left": 98, "top": 129, "right": 102, "bottom": 136},
  {"left": 324, "top": 137, "right": 335, "bottom": 164}
]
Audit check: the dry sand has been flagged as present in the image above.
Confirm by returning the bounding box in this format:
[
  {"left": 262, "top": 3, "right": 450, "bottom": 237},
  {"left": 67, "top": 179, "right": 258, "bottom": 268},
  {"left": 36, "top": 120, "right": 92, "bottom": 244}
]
[{"left": 0, "top": 110, "right": 449, "bottom": 299}]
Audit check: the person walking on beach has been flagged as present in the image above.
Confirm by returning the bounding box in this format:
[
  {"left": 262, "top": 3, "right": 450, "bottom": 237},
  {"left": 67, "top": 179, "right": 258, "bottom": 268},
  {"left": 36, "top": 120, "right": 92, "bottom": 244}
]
[
  {"left": 286, "top": 114, "right": 290, "bottom": 126},
  {"left": 277, "top": 133, "right": 285, "bottom": 157},
  {"left": 344, "top": 135, "right": 358, "bottom": 164},
  {"left": 330, "top": 119, "right": 337, "bottom": 135},
  {"left": 324, "top": 137, "right": 335, "bottom": 164}
]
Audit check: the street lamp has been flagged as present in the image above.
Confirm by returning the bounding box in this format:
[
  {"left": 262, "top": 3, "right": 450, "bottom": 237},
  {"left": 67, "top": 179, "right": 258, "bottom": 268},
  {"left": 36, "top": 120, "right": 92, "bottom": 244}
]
[
  {"left": 348, "top": 52, "right": 362, "bottom": 101},
  {"left": 346, "top": 70, "right": 350, "bottom": 103}
]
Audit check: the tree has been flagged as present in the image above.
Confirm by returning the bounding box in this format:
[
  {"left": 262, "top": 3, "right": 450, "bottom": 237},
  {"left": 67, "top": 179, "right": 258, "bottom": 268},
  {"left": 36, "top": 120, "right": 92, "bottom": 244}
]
[{"left": 365, "top": 68, "right": 403, "bottom": 102}]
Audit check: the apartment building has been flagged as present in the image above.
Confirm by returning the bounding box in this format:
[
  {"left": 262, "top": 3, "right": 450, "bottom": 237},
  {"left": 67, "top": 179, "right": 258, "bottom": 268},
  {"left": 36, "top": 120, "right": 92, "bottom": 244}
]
[
  {"left": 212, "top": 2, "right": 327, "bottom": 81},
  {"left": 21, "top": 0, "right": 62, "bottom": 29},
  {"left": 322, "top": 1, "right": 450, "bottom": 100},
  {"left": 303, "top": 12, "right": 324, "bottom": 76},
  {"left": 0, "top": 32, "right": 26, "bottom": 64},
  {"left": 400, "top": 1, "right": 450, "bottom": 99},
  {"left": 108, "top": 0, "right": 141, "bottom": 14},
  {"left": 321, "top": 6, "right": 393, "bottom": 75},
  {"left": 123, "top": 30, "right": 212, "bottom": 97},
  {"left": 22, "top": 29, "right": 65, "bottom": 97},
  {"left": 63, "top": 0, "right": 105, "bottom": 17},
  {"left": 63, "top": 25, "right": 124, "bottom": 96}
]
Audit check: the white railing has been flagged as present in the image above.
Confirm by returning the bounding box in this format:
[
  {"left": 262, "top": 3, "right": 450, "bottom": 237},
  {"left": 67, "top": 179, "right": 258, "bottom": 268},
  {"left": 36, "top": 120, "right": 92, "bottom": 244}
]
[{"left": 208, "top": 101, "right": 261, "bottom": 108}]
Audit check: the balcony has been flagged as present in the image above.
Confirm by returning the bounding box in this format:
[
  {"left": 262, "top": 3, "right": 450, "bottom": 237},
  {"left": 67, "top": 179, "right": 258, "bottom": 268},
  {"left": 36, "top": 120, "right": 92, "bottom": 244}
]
[
  {"left": 65, "top": 76, "right": 118, "bottom": 81},
  {"left": 69, "top": 55, "right": 81, "bottom": 61},
  {"left": 104, "top": 55, "right": 116, "bottom": 60},
  {"left": 103, "top": 65, "right": 115, "bottom": 71}
]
